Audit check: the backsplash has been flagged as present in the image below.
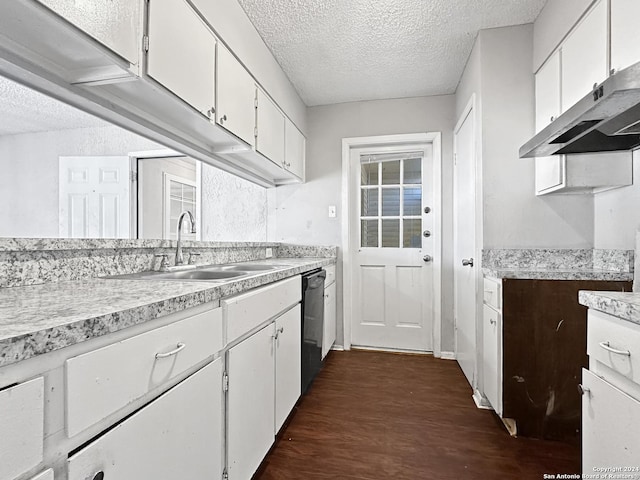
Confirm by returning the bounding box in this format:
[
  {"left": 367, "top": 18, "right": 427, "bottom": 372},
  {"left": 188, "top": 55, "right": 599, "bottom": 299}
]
[
  {"left": 0, "top": 239, "right": 337, "bottom": 288},
  {"left": 482, "top": 248, "right": 634, "bottom": 272}
]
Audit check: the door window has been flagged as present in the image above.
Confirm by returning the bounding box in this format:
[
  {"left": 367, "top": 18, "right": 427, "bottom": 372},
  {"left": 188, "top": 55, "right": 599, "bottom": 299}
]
[{"left": 359, "top": 153, "right": 423, "bottom": 248}]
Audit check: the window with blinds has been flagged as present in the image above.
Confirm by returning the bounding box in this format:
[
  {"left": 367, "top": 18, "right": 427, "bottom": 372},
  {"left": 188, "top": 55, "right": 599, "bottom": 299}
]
[{"left": 360, "top": 152, "right": 423, "bottom": 248}]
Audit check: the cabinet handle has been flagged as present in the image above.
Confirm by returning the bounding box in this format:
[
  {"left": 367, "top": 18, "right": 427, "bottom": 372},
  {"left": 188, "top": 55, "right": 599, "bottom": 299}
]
[
  {"left": 273, "top": 327, "right": 284, "bottom": 340},
  {"left": 489, "top": 319, "right": 496, "bottom": 325},
  {"left": 550, "top": 115, "right": 555, "bottom": 122},
  {"left": 220, "top": 114, "right": 227, "bottom": 124},
  {"left": 598, "top": 341, "right": 631, "bottom": 357},
  {"left": 92, "top": 472, "right": 105, "bottom": 480},
  {"left": 577, "top": 384, "right": 591, "bottom": 396},
  {"left": 155, "top": 343, "right": 186, "bottom": 359}
]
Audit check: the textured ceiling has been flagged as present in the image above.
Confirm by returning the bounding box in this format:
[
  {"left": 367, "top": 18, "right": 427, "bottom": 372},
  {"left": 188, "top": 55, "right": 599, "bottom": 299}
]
[
  {"left": 0, "top": 76, "right": 108, "bottom": 136},
  {"left": 237, "top": 0, "right": 547, "bottom": 106}
]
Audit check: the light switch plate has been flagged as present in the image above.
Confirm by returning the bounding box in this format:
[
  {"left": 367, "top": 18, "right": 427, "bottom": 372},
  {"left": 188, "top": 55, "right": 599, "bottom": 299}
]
[
  {"left": 328, "top": 205, "right": 336, "bottom": 218},
  {"left": 265, "top": 247, "right": 273, "bottom": 258}
]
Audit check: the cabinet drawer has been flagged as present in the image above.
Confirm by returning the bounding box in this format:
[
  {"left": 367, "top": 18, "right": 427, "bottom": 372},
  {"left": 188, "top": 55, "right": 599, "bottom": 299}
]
[
  {"left": 483, "top": 277, "right": 501, "bottom": 311},
  {"left": 324, "top": 264, "right": 336, "bottom": 287},
  {"left": 0, "top": 377, "right": 44, "bottom": 480},
  {"left": 587, "top": 310, "right": 640, "bottom": 387},
  {"left": 68, "top": 360, "right": 223, "bottom": 480},
  {"left": 66, "top": 307, "right": 222, "bottom": 437},
  {"left": 224, "top": 276, "right": 301, "bottom": 344}
]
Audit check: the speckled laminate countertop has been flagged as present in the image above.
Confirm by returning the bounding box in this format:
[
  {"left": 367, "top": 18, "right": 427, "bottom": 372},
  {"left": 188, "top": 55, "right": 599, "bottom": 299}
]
[
  {"left": 0, "top": 257, "right": 334, "bottom": 368},
  {"left": 482, "top": 267, "right": 633, "bottom": 282},
  {"left": 578, "top": 291, "right": 640, "bottom": 326}
]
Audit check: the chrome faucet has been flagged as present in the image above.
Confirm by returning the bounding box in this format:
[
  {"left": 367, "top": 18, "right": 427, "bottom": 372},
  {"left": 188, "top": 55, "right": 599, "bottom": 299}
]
[{"left": 176, "top": 210, "right": 196, "bottom": 266}]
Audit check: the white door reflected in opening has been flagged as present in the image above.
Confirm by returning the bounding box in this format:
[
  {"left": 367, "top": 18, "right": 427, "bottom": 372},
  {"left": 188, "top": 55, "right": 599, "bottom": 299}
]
[{"left": 350, "top": 145, "right": 434, "bottom": 352}]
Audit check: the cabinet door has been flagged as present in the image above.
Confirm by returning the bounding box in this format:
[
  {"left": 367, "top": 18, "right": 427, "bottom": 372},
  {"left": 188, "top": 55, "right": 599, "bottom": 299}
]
[
  {"left": 284, "top": 118, "right": 305, "bottom": 180},
  {"left": 37, "top": 0, "right": 140, "bottom": 64},
  {"left": 582, "top": 369, "right": 640, "bottom": 473},
  {"left": 322, "top": 283, "right": 337, "bottom": 359},
  {"left": 482, "top": 305, "right": 501, "bottom": 415},
  {"left": 535, "top": 156, "right": 565, "bottom": 194},
  {"left": 68, "top": 360, "right": 224, "bottom": 480},
  {"left": 256, "top": 89, "right": 285, "bottom": 166},
  {"left": 611, "top": 0, "right": 640, "bottom": 73},
  {"left": 147, "top": 0, "right": 215, "bottom": 118},
  {"left": 275, "top": 305, "right": 302, "bottom": 432},
  {"left": 227, "top": 324, "right": 275, "bottom": 480},
  {"left": 217, "top": 45, "right": 257, "bottom": 147},
  {"left": 535, "top": 51, "right": 561, "bottom": 133},
  {"left": 561, "top": 0, "right": 608, "bottom": 112}
]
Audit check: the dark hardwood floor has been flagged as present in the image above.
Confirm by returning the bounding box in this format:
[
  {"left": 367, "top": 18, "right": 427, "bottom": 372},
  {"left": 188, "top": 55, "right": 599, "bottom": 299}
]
[{"left": 255, "top": 350, "right": 580, "bottom": 480}]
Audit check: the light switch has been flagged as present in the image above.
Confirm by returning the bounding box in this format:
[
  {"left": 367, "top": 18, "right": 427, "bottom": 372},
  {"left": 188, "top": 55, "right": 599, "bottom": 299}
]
[
  {"left": 328, "top": 205, "right": 336, "bottom": 218},
  {"left": 265, "top": 247, "right": 273, "bottom": 258}
]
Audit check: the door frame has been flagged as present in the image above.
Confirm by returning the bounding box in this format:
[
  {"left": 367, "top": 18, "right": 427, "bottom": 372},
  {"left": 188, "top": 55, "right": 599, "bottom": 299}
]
[
  {"left": 341, "top": 133, "right": 443, "bottom": 356},
  {"left": 453, "top": 94, "right": 484, "bottom": 392}
]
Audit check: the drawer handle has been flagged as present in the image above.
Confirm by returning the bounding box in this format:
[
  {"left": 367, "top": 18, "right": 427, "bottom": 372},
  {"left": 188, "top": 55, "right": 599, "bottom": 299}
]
[
  {"left": 489, "top": 319, "right": 496, "bottom": 325},
  {"left": 599, "top": 341, "right": 631, "bottom": 357},
  {"left": 578, "top": 384, "right": 591, "bottom": 396},
  {"left": 155, "top": 343, "right": 186, "bottom": 359}
]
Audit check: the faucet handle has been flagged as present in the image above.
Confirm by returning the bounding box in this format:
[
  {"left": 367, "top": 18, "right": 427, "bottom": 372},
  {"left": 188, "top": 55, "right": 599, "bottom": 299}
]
[
  {"left": 188, "top": 252, "right": 201, "bottom": 265},
  {"left": 154, "top": 254, "right": 170, "bottom": 272}
]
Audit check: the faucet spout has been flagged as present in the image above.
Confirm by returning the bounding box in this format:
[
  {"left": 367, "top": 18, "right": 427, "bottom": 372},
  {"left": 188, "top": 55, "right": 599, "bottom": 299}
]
[{"left": 176, "top": 210, "right": 196, "bottom": 266}]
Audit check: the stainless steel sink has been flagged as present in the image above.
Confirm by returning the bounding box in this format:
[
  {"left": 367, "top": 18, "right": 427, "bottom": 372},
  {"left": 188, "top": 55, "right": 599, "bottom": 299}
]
[{"left": 153, "top": 270, "right": 248, "bottom": 281}]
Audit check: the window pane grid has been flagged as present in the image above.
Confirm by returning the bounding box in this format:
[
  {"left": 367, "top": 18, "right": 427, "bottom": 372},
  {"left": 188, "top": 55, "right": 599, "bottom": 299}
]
[{"left": 359, "top": 155, "right": 424, "bottom": 249}]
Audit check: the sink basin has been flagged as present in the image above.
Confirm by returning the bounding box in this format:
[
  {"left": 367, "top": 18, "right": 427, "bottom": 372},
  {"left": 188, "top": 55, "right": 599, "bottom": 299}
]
[
  {"left": 199, "top": 263, "right": 290, "bottom": 272},
  {"left": 153, "top": 270, "right": 248, "bottom": 281}
]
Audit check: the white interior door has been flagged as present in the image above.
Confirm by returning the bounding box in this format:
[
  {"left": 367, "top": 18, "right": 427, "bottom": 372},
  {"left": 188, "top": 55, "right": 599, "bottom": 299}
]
[
  {"left": 454, "top": 104, "right": 478, "bottom": 388},
  {"left": 59, "top": 156, "right": 130, "bottom": 238},
  {"left": 350, "top": 146, "right": 434, "bottom": 352}
]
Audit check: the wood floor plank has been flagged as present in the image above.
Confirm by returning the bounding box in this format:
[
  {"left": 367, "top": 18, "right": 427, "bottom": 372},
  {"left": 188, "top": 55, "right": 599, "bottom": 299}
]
[{"left": 255, "top": 350, "right": 580, "bottom": 479}]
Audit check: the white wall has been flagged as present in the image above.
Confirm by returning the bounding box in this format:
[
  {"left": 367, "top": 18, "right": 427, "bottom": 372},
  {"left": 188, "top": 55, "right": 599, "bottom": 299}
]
[
  {"left": 0, "top": 125, "right": 271, "bottom": 240},
  {"left": 456, "top": 25, "right": 594, "bottom": 250},
  {"left": 274, "top": 95, "right": 457, "bottom": 351},
  {"left": 190, "top": 0, "right": 307, "bottom": 133}
]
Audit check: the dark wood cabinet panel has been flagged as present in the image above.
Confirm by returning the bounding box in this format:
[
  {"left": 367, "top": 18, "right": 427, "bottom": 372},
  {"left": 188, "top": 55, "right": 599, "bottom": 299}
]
[{"left": 502, "top": 279, "right": 632, "bottom": 445}]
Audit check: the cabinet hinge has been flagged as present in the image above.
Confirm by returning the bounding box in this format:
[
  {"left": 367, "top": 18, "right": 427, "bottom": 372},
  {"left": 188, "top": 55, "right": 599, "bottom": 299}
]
[
  {"left": 222, "top": 468, "right": 229, "bottom": 480},
  {"left": 130, "top": 171, "right": 138, "bottom": 182},
  {"left": 454, "top": 153, "right": 457, "bottom": 166},
  {"left": 254, "top": 97, "right": 258, "bottom": 108},
  {"left": 254, "top": 127, "right": 258, "bottom": 138},
  {"left": 143, "top": 35, "right": 150, "bottom": 53},
  {"left": 223, "top": 372, "right": 229, "bottom": 392}
]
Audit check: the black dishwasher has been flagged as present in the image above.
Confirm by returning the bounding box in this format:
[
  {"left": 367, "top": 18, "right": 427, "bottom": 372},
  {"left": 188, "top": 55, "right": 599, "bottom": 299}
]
[{"left": 301, "top": 269, "right": 326, "bottom": 394}]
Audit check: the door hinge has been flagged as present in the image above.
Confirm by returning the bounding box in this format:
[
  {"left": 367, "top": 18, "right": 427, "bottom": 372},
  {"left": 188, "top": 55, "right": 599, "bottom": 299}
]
[
  {"left": 222, "top": 468, "right": 229, "bottom": 480},
  {"left": 130, "top": 171, "right": 138, "bottom": 182},
  {"left": 143, "top": 35, "right": 150, "bottom": 53},
  {"left": 223, "top": 372, "right": 229, "bottom": 392}
]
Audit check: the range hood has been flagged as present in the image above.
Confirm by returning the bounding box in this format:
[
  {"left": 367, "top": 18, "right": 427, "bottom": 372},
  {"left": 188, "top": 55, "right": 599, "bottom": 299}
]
[{"left": 520, "top": 61, "right": 640, "bottom": 158}]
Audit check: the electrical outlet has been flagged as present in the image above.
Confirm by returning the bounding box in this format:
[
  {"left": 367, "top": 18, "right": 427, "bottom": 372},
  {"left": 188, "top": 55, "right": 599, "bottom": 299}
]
[
  {"left": 265, "top": 247, "right": 273, "bottom": 258},
  {"left": 328, "top": 205, "right": 337, "bottom": 218}
]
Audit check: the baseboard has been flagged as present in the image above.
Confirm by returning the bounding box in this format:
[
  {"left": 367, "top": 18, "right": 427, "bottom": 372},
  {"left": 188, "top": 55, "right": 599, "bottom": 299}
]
[
  {"left": 330, "top": 345, "right": 345, "bottom": 352},
  {"left": 438, "top": 351, "right": 456, "bottom": 360},
  {"left": 472, "top": 389, "right": 493, "bottom": 410}
]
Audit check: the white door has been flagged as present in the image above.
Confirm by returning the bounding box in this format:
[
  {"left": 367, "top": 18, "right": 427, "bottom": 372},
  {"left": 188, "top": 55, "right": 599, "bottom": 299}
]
[
  {"left": 582, "top": 369, "right": 640, "bottom": 473},
  {"left": 59, "top": 156, "right": 130, "bottom": 238},
  {"left": 67, "top": 360, "right": 224, "bottom": 480},
  {"left": 454, "top": 104, "right": 477, "bottom": 387},
  {"left": 227, "top": 323, "right": 275, "bottom": 480},
  {"left": 351, "top": 146, "right": 434, "bottom": 352},
  {"left": 275, "top": 305, "right": 301, "bottom": 433}
]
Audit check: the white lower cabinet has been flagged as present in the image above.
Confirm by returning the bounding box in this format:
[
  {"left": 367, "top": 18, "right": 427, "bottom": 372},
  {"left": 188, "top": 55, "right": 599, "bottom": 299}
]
[
  {"left": 67, "top": 359, "right": 224, "bottom": 480},
  {"left": 322, "top": 282, "right": 337, "bottom": 360},
  {"left": 482, "top": 304, "right": 501, "bottom": 416},
  {"left": 275, "top": 305, "right": 302, "bottom": 432},
  {"left": 227, "top": 324, "right": 276, "bottom": 480},
  {"left": 582, "top": 369, "right": 640, "bottom": 472}
]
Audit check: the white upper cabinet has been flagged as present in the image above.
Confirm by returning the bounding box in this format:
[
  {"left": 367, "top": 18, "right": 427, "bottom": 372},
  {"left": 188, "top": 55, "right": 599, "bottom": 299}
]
[
  {"left": 284, "top": 118, "right": 306, "bottom": 180},
  {"left": 216, "top": 44, "right": 257, "bottom": 147},
  {"left": 147, "top": 0, "right": 215, "bottom": 118},
  {"left": 610, "top": 0, "right": 640, "bottom": 73},
  {"left": 561, "top": 0, "right": 608, "bottom": 112},
  {"left": 535, "top": 51, "right": 561, "bottom": 133},
  {"left": 256, "top": 88, "right": 286, "bottom": 166},
  {"left": 37, "top": 0, "right": 141, "bottom": 65}
]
